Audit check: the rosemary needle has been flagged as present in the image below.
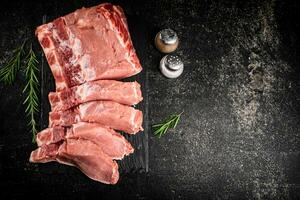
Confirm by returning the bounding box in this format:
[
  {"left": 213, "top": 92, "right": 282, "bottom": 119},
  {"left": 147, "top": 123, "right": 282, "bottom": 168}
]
[
  {"left": 152, "top": 112, "right": 183, "bottom": 138},
  {"left": 0, "top": 41, "right": 26, "bottom": 85},
  {"left": 23, "top": 45, "right": 39, "bottom": 143}
]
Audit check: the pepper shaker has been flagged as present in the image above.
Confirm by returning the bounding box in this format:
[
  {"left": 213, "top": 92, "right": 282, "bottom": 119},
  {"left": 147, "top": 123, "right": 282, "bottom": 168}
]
[
  {"left": 155, "top": 28, "right": 179, "bottom": 53},
  {"left": 159, "top": 54, "right": 184, "bottom": 78}
]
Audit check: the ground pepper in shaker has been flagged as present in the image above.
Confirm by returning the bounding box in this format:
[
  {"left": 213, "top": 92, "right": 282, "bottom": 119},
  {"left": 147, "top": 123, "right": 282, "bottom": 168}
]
[
  {"left": 159, "top": 54, "right": 184, "bottom": 78},
  {"left": 155, "top": 28, "right": 179, "bottom": 53}
]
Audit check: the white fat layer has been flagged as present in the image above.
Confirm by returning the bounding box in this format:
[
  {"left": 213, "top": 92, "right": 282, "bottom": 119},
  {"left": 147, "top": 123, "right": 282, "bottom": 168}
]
[
  {"left": 42, "top": 46, "right": 51, "bottom": 58},
  {"left": 73, "top": 38, "right": 82, "bottom": 55},
  {"left": 80, "top": 55, "right": 94, "bottom": 80},
  {"left": 74, "top": 113, "right": 81, "bottom": 123},
  {"left": 79, "top": 54, "right": 90, "bottom": 68},
  {"left": 76, "top": 81, "right": 90, "bottom": 100},
  {"left": 78, "top": 103, "right": 88, "bottom": 116},
  {"left": 77, "top": 19, "right": 86, "bottom": 27},
  {"left": 51, "top": 24, "right": 83, "bottom": 67},
  {"left": 69, "top": 34, "right": 83, "bottom": 66}
]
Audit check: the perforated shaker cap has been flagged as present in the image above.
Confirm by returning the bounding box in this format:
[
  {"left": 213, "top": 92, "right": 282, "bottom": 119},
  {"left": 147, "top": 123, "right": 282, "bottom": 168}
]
[
  {"left": 165, "top": 54, "right": 183, "bottom": 71},
  {"left": 159, "top": 54, "right": 184, "bottom": 79}
]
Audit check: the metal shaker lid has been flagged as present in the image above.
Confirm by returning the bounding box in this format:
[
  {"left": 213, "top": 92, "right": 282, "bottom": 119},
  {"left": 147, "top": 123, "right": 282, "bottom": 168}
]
[
  {"left": 159, "top": 54, "right": 184, "bottom": 79},
  {"left": 159, "top": 28, "right": 178, "bottom": 45},
  {"left": 165, "top": 54, "right": 183, "bottom": 71}
]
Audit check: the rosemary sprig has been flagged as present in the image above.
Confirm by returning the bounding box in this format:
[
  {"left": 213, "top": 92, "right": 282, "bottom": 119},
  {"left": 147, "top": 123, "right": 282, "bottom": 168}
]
[
  {"left": 152, "top": 112, "right": 183, "bottom": 138},
  {"left": 0, "top": 40, "right": 40, "bottom": 142},
  {"left": 0, "top": 41, "right": 26, "bottom": 84},
  {"left": 23, "top": 45, "right": 39, "bottom": 143}
]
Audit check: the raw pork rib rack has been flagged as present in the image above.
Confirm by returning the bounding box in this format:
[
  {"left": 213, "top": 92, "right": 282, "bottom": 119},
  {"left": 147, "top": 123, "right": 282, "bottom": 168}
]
[
  {"left": 36, "top": 2, "right": 142, "bottom": 91},
  {"left": 30, "top": 3, "right": 144, "bottom": 185}
]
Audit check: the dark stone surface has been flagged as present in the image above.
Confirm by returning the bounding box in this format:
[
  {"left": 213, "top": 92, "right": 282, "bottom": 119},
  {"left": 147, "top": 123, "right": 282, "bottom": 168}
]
[{"left": 1, "top": 0, "right": 300, "bottom": 199}]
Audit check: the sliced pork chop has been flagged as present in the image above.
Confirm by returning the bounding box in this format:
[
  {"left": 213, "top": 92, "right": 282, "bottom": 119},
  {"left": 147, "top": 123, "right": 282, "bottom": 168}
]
[
  {"left": 36, "top": 127, "right": 66, "bottom": 145},
  {"left": 49, "top": 101, "right": 143, "bottom": 134},
  {"left": 30, "top": 138, "right": 119, "bottom": 184},
  {"left": 49, "top": 80, "right": 142, "bottom": 112},
  {"left": 36, "top": 122, "right": 134, "bottom": 160},
  {"left": 29, "top": 143, "right": 61, "bottom": 163},
  {"left": 36, "top": 3, "right": 142, "bottom": 91},
  {"left": 58, "top": 139, "right": 119, "bottom": 184}
]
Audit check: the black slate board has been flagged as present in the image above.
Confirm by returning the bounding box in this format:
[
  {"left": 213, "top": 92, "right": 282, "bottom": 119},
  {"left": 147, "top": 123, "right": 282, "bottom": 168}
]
[{"left": 39, "top": 14, "right": 149, "bottom": 173}]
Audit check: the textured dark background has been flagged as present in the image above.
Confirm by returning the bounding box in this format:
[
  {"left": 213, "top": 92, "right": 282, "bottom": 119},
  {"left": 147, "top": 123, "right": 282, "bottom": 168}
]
[{"left": 0, "top": 0, "right": 300, "bottom": 199}]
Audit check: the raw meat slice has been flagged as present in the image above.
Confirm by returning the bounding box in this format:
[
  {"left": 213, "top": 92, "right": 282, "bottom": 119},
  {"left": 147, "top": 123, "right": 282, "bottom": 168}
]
[
  {"left": 30, "top": 139, "right": 119, "bottom": 184},
  {"left": 59, "top": 139, "right": 119, "bottom": 184},
  {"left": 36, "top": 127, "right": 66, "bottom": 145},
  {"left": 49, "top": 101, "right": 143, "bottom": 134},
  {"left": 36, "top": 122, "right": 134, "bottom": 160},
  {"left": 29, "top": 143, "right": 60, "bottom": 163},
  {"left": 36, "top": 3, "right": 142, "bottom": 91},
  {"left": 49, "top": 80, "right": 142, "bottom": 112}
]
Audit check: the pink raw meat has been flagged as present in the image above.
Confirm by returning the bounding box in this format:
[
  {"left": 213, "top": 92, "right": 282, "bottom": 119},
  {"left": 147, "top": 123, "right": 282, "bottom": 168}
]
[
  {"left": 36, "top": 122, "right": 134, "bottom": 160},
  {"left": 49, "top": 80, "right": 142, "bottom": 112},
  {"left": 49, "top": 101, "right": 143, "bottom": 134},
  {"left": 30, "top": 138, "right": 119, "bottom": 184},
  {"left": 29, "top": 143, "right": 60, "bottom": 163},
  {"left": 31, "top": 2, "right": 144, "bottom": 184},
  {"left": 36, "top": 3, "right": 142, "bottom": 91}
]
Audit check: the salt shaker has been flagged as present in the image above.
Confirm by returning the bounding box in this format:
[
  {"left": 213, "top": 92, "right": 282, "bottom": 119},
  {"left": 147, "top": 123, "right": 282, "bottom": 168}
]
[
  {"left": 159, "top": 54, "right": 184, "bottom": 78},
  {"left": 155, "top": 28, "right": 179, "bottom": 53}
]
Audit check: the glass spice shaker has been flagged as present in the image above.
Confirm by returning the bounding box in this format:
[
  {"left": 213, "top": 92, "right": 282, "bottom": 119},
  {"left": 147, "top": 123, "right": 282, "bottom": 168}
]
[
  {"left": 155, "top": 28, "right": 179, "bottom": 53},
  {"left": 159, "top": 54, "right": 184, "bottom": 78}
]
